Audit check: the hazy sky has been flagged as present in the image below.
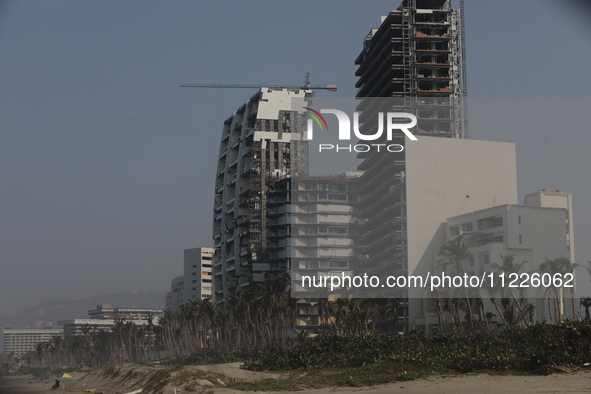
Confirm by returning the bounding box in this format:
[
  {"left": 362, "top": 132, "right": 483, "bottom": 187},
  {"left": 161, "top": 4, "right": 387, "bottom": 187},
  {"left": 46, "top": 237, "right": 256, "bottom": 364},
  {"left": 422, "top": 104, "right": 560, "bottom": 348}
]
[{"left": 1, "top": 1, "right": 590, "bottom": 313}]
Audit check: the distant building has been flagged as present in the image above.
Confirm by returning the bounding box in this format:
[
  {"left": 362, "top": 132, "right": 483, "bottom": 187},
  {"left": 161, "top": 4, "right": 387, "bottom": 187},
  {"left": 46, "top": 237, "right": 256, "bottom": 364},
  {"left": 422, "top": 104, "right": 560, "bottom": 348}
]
[
  {"left": 3, "top": 327, "right": 63, "bottom": 357},
  {"left": 165, "top": 247, "right": 214, "bottom": 310},
  {"left": 166, "top": 275, "right": 185, "bottom": 311},
  {"left": 57, "top": 304, "right": 163, "bottom": 337},
  {"left": 56, "top": 319, "right": 153, "bottom": 337},
  {"left": 87, "top": 304, "right": 163, "bottom": 320}
]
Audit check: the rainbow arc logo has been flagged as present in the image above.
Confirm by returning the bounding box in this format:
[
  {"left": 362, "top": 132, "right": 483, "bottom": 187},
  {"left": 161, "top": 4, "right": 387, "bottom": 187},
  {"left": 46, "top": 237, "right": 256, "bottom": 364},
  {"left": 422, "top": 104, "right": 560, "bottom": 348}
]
[{"left": 304, "top": 107, "right": 328, "bottom": 131}]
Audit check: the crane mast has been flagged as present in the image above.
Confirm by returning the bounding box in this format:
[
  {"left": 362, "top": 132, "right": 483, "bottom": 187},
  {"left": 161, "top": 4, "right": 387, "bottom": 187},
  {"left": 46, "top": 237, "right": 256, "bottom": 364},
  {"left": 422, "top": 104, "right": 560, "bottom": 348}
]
[{"left": 460, "top": 0, "right": 469, "bottom": 138}]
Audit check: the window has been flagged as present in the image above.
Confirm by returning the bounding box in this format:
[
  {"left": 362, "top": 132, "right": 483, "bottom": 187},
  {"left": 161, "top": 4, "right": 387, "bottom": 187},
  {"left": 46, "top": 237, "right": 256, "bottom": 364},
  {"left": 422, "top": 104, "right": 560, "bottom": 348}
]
[
  {"left": 477, "top": 215, "right": 503, "bottom": 230},
  {"left": 461, "top": 222, "right": 473, "bottom": 232},
  {"left": 474, "top": 235, "right": 503, "bottom": 247},
  {"left": 450, "top": 222, "right": 472, "bottom": 237},
  {"left": 518, "top": 215, "right": 522, "bottom": 225},
  {"left": 519, "top": 234, "right": 522, "bottom": 244}
]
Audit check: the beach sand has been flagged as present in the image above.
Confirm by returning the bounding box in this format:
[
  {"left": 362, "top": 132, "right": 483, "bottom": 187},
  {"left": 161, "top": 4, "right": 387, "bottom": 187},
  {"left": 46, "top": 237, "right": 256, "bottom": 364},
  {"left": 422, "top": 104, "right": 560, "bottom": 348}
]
[
  {"left": 0, "top": 375, "right": 73, "bottom": 393},
  {"left": 2, "top": 366, "right": 591, "bottom": 394}
]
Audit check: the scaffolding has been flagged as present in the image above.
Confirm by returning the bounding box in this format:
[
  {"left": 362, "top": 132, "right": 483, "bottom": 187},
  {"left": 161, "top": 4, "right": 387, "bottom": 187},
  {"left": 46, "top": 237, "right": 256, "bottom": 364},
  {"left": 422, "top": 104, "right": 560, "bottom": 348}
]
[{"left": 354, "top": 0, "right": 466, "bottom": 333}]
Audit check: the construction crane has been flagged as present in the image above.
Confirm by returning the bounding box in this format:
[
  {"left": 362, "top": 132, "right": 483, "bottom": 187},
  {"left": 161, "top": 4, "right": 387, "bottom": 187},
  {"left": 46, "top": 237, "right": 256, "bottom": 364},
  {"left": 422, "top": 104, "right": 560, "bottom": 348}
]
[
  {"left": 180, "top": 72, "right": 337, "bottom": 92},
  {"left": 459, "top": 0, "right": 469, "bottom": 139}
]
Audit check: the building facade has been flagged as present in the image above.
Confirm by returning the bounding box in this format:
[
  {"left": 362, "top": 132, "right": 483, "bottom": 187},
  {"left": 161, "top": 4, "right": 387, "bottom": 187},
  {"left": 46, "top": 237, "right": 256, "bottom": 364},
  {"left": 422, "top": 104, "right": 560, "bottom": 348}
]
[
  {"left": 57, "top": 319, "right": 153, "bottom": 337},
  {"left": 524, "top": 189, "right": 575, "bottom": 266},
  {"left": 3, "top": 327, "right": 63, "bottom": 357},
  {"left": 355, "top": 0, "right": 465, "bottom": 137},
  {"left": 268, "top": 174, "right": 360, "bottom": 331},
  {"left": 415, "top": 203, "right": 575, "bottom": 330},
  {"left": 385, "top": 137, "right": 518, "bottom": 331},
  {"left": 58, "top": 304, "right": 163, "bottom": 337},
  {"left": 165, "top": 247, "right": 214, "bottom": 310},
  {"left": 88, "top": 304, "right": 163, "bottom": 320},
  {"left": 212, "top": 88, "right": 310, "bottom": 303},
  {"left": 353, "top": 0, "right": 471, "bottom": 332},
  {"left": 165, "top": 275, "right": 184, "bottom": 311}
]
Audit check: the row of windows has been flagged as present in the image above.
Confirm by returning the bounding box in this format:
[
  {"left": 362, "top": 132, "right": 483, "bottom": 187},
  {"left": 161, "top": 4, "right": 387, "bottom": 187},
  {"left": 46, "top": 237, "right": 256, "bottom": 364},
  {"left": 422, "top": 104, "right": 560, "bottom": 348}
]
[{"left": 450, "top": 214, "right": 517, "bottom": 236}]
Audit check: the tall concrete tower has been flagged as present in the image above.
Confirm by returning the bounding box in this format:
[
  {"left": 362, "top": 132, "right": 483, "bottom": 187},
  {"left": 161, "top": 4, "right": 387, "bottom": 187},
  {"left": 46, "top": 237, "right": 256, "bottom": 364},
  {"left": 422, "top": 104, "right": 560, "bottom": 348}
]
[
  {"left": 212, "top": 88, "right": 310, "bottom": 303},
  {"left": 355, "top": 0, "right": 464, "bottom": 135},
  {"left": 354, "top": 0, "right": 469, "bottom": 332}
]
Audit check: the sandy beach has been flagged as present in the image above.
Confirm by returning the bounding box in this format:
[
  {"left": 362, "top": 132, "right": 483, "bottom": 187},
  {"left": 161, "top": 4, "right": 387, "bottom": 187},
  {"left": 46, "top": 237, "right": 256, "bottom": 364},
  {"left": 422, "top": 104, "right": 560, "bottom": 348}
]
[
  {"left": 0, "top": 374, "right": 76, "bottom": 393},
  {"left": 2, "top": 365, "right": 591, "bottom": 394}
]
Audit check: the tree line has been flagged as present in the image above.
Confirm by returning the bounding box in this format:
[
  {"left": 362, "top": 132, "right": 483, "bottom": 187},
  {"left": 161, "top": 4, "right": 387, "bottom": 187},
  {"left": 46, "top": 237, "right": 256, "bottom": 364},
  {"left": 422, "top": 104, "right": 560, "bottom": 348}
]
[{"left": 4, "top": 238, "right": 587, "bottom": 373}]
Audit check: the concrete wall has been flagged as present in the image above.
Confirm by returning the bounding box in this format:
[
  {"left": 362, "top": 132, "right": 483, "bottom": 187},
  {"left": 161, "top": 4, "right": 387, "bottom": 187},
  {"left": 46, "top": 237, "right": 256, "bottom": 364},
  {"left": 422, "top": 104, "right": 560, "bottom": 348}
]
[{"left": 404, "top": 136, "right": 518, "bottom": 323}]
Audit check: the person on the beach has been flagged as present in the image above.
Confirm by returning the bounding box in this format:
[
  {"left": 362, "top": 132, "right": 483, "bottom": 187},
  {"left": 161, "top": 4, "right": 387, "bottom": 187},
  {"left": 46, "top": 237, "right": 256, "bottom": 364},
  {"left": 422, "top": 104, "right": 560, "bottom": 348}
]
[{"left": 50, "top": 379, "right": 60, "bottom": 390}]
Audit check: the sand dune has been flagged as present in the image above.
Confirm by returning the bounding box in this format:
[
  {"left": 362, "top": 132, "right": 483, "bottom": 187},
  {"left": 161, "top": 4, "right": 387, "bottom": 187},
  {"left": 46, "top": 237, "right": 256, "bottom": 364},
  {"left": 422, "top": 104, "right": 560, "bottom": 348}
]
[{"left": 2, "top": 365, "right": 591, "bottom": 394}]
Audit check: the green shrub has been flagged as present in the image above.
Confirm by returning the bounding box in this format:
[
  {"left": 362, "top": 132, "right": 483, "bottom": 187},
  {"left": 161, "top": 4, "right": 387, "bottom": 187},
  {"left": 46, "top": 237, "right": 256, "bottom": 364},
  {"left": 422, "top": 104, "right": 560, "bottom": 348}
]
[{"left": 241, "top": 321, "right": 591, "bottom": 375}]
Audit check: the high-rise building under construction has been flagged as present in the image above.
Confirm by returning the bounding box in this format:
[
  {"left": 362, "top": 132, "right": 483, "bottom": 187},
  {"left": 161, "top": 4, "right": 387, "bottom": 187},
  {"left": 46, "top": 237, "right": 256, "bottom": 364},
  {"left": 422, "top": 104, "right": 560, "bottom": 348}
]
[
  {"left": 354, "top": 0, "right": 469, "bottom": 332},
  {"left": 355, "top": 0, "right": 466, "bottom": 136},
  {"left": 212, "top": 88, "right": 309, "bottom": 303}
]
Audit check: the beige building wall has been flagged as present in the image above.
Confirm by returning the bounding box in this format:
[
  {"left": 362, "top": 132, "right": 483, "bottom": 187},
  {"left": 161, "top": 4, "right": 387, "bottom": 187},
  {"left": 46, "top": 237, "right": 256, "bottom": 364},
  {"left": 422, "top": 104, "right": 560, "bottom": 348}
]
[
  {"left": 404, "top": 136, "right": 518, "bottom": 324},
  {"left": 524, "top": 189, "right": 575, "bottom": 266}
]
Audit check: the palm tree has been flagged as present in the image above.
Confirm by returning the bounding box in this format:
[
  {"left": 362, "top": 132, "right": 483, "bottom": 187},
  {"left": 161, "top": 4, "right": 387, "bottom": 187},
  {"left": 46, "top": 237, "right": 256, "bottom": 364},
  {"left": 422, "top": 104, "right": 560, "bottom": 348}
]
[
  {"left": 540, "top": 257, "right": 572, "bottom": 322},
  {"left": 285, "top": 296, "right": 299, "bottom": 344},
  {"left": 562, "top": 259, "right": 578, "bottom": 320},
  {"left": 580, "top": 297, "right": 591, "bottom": 320},
  {"left": 482, "top": 276, "right": 510, "bottom": 328},
  {"left": 145, "top": 312, "right": 156, "bottom": 360},
  {"left": 438, "top": 235, "right": 475, "bottom": 328},
  {"left": 257, "top": 273, "right": 290, "bottom": 343},
  {"left": 540, "top": 257, "right": 575, "bottom": 323},
  {"left": 492, "top": 254, "right": 532, "bottom": 326}
]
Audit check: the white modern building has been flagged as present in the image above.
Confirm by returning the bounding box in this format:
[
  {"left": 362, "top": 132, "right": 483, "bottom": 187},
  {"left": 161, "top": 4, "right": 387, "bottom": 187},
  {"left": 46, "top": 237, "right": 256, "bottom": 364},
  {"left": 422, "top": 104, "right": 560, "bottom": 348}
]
[
  {"left": 3, "top": 327, "right": 63, "bottom": 357},
  {"left": 165, "top": 247, "right": 214, "bottom": 310},
  {"left": 57, "top": 319, "right": 154, "bottom": 337},
  {"left": 524, "top": 189, "right": 575, "bottom": 266},
  {"left": 414, "top": 202, "right": 575, "bottom": 330},
  {"left": 88, "top": 304, "right": 163, "bottom": 320},
  {"left": 57, "top": 304, "right": 163, "bottom": 337}
]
